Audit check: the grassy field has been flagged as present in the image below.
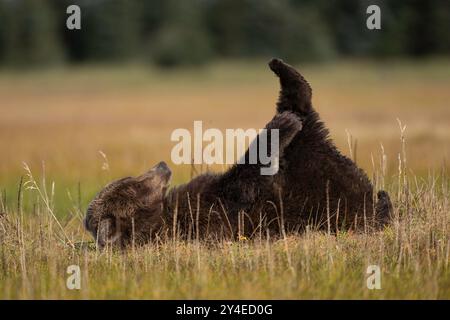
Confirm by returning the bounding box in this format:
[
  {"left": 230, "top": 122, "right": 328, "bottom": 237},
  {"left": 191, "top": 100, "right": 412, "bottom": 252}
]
[{"left": 0, "top": 59, "right": 449, "bottom": 299}]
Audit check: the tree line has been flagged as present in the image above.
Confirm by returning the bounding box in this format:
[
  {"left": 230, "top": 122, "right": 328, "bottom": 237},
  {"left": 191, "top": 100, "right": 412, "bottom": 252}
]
[{"left": 0, "top": 0, "right": 448, "bottom": 68}]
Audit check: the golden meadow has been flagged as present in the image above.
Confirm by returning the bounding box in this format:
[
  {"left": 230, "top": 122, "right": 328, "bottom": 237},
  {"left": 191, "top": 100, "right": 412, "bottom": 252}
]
[{"left": 0, "top": 59, "right": 449, "bottom": 298}]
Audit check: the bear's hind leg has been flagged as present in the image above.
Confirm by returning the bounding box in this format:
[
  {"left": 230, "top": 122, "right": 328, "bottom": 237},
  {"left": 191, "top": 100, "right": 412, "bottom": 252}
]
[{"left": 269, "top": 58, "right": 312, "bottom": 115}]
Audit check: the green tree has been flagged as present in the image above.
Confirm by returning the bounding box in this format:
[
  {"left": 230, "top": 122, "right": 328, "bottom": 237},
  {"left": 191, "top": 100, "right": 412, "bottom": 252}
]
[
  {"left": 150, "top": 0, "right": 214, "bottom": 67},
  {"left": 76, "top": 0, "right": 141, "bottom": 62},
  {"left": 1, "top": 0, "right": 63, "bottom": 67}
]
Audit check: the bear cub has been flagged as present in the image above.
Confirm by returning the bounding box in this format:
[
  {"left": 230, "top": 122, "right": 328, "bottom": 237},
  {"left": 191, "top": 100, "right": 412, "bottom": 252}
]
[{"left": 85, "top": 59, "right": 392, "bottom": 248}]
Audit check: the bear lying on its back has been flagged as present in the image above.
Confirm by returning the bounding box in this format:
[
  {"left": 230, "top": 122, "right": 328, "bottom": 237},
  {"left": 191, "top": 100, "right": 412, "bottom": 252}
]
[{"left": 84, "top": 59, "right": 392, "bottom": 248}]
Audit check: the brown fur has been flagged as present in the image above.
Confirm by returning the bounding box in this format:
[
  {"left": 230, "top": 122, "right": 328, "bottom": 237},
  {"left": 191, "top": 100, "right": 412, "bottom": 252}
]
[{"left": 84, "top": 59, "right": 392, "bottom": 248}]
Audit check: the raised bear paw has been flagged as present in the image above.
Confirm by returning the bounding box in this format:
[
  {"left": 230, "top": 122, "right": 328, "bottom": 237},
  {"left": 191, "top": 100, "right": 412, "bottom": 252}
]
[{"left": 266, "top": 111, "right": 303, "bottom": 134}]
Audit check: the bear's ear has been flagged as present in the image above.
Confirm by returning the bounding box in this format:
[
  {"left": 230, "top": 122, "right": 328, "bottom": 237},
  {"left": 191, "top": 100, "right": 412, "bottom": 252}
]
[{"left": 269, "top": 58, "right": 312, "bottom": 115}]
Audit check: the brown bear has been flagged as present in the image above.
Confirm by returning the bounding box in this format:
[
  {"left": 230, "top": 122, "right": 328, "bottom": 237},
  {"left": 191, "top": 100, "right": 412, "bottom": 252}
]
[{"left": 84, "top": 59, "right": 392, "bottom": 248}]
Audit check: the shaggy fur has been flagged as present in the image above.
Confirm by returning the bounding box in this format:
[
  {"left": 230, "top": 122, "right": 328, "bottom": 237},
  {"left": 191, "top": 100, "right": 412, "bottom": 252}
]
[{"left": 84, "top": 59, "right": 392, "bottom": 248}]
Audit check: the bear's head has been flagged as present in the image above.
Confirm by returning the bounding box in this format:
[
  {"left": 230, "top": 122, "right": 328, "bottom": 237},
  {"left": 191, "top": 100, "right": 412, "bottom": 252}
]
[{"left": 84, "top": 161, "right": 171, "bottom": 248}]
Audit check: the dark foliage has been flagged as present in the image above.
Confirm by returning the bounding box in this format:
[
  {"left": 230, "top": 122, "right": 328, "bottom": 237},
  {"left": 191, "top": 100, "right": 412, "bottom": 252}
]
[{"left": 0, "top": 0, "right": 448, "bottom": 67}]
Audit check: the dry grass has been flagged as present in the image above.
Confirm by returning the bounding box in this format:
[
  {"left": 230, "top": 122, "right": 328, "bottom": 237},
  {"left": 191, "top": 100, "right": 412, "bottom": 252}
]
[
  {"left": 0, "top": 59, "right": 449, "bottom": 299},
  {"left": 0, "top": 171, "right": 448, "bottom": 299}
]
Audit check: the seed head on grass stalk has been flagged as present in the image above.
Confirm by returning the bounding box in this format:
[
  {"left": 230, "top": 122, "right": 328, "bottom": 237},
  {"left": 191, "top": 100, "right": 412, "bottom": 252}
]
[{"left": 22, "top": 162, "right": 74, "bottom": 248}]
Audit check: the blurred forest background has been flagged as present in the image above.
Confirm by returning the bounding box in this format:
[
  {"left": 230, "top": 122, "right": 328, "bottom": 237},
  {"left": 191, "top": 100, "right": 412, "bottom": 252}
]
[{"left": 0, "top": 0, "right": 449, "bottom": 68}]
